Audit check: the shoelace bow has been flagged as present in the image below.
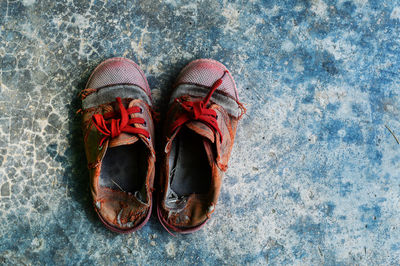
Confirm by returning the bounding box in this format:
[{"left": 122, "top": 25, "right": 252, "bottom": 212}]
[
  {"left": 170, "top": 71, "right": 228, "bottom": 142},
  {"left": 92, "top": 97, "right": 150, "bottom": 147}
]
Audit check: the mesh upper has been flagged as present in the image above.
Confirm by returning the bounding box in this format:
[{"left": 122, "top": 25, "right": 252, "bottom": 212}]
[
  {"left": 175, "top": 59, "right": 238, "bottom": 100},
  {"left": 87, "top": 58, "right": 150, "bottom": 96}
]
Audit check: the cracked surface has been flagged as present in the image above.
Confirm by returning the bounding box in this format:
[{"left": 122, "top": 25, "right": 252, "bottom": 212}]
[{"left": 1, "top": 0, "right": 400, "bottom": 264}]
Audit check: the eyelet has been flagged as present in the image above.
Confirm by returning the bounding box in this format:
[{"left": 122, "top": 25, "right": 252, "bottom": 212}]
[
  {"left": 139, "top": 108, "right": 143, "bottom": 114},
  {"left": 143, "top": 121, "right": 147, "bottom": 126}
]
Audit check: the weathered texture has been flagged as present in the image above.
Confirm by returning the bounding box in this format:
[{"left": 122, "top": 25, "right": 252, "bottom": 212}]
[{"left": 0, "top": 0, "right": 399, "bottom": 264}]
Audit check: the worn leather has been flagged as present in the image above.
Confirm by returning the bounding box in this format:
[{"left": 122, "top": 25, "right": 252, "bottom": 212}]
[
  {"left": 82, "top": 98, "right": 155, "bottom": 231},
  {"left": 159, "top": 94, "right": 242, "bottom": 230}
]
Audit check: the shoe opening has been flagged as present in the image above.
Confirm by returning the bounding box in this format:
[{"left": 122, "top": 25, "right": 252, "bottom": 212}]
[
  {"left": 99, "top": 141, "right": 149, "bottom": 201},
  {"left": 169, "top": 127, "right": 212, "bottom": 197}
]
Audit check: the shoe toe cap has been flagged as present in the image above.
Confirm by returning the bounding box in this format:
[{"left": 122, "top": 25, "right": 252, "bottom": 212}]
[
  {"left": 175, "top": 59, "right": 238, "bottom": 100},
  {"left": 87, "top": 57, "right": 150, "bottom": 95},
  {"left": 94, "top": 194, "right": 150, "bottom": 232}
]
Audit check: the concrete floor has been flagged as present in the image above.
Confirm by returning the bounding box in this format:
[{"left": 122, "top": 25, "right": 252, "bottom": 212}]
[{"left": 1, "top": 0, "right": 400, "bottom": 264}]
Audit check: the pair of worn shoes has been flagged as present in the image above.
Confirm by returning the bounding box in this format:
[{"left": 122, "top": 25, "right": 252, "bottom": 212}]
[{"left": 80, "top": 58, "right": 245, "bottom": 234}]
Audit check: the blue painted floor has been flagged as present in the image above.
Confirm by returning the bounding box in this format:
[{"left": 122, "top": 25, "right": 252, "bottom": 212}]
[{"left": 1, "top": 0, "right": 399, "bottom": 264}]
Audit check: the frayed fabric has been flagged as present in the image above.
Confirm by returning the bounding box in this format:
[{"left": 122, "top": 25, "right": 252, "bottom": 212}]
[{"left": 82, "top": 84, "right": 152, "bottom": 109}]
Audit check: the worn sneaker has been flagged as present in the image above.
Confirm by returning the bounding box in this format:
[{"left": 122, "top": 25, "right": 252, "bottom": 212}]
[
  {"left": 80, "top": 57, "right": 155, "bottom": 233},
  {"left": 157, "top": 59, "right": 245, "bottom": 234}
]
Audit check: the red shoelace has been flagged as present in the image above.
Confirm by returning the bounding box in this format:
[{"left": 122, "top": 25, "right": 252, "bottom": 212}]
[
  {"left": 92, "top": 97, "right": 150, "bottom": 147},
  {"left": 170, "top": 71, "right": 228, "bottom": 142}
]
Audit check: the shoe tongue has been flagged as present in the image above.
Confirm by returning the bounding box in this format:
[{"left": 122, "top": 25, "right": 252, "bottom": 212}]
[
  {"left": 184, "top": 121, "right": 215, "bottom": 144},
  {"left": 165, "top": 120, "right": 216, "bottom": 154},
  {"left": 107, "top": 99, "right": 141, "bottom": 148},
  {"left": 108, "top": 133, "right": 139, "bottom": 148},
  {"left": 184, "top": 121, "right": 217, "bottom": 168}
]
